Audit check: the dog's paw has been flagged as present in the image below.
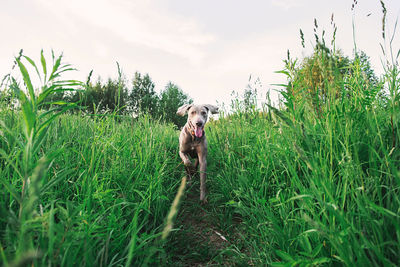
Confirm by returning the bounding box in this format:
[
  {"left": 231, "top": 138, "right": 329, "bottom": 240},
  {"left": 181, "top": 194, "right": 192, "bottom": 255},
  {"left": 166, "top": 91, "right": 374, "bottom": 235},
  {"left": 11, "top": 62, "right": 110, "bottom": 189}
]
[
  {"left": 189, "top": 168, "right": 197, "bottom": 176},
  {"left": 200, "top": 193, "right": 207, "bottom": 204},
  {"left": 185, "top": 164, "right": 196, "bottom": 176}
]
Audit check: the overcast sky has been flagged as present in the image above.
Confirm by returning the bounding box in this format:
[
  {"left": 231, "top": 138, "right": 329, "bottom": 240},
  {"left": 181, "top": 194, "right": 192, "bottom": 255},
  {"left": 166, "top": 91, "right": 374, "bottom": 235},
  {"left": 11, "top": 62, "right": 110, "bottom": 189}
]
[{"left": 1, "top": 0, "right": 400, "bottom": 106}]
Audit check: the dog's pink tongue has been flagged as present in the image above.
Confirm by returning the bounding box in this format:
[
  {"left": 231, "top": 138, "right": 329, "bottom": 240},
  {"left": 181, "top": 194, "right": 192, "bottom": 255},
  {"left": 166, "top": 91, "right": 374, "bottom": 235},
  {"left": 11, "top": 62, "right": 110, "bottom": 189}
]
[{"left": 195, "top": 126, "right": 203, "bottom": 138}]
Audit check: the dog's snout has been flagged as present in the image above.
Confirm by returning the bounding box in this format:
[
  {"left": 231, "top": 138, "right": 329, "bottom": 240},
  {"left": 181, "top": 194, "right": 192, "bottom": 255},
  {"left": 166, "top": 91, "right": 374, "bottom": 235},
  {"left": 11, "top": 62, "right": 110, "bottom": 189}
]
[{"left": 196, "top": 122, "right": 203, "bottom": 127}]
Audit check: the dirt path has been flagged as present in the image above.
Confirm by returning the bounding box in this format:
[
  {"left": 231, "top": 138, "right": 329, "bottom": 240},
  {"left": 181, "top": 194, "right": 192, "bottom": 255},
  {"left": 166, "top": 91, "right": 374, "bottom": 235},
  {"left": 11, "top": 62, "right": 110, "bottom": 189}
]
[{"left": 166, "top": 182, "right": 234, "bottom": 266}]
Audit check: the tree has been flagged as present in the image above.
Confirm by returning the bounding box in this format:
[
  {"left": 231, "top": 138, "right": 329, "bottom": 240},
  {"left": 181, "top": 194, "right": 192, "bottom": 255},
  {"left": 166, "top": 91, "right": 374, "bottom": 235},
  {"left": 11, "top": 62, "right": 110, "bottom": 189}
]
[
  {"left": 129, "top": 72, "right": 159, "bottom": 117},
  {"left": 71, "top": 77, "right": 128, "bottom": 114},
  {"left": 287, "top": 43, "right": 350, "bottom": 115},
  {"left": 344, "top": 51, "right": 382, "bottom": 110},
  {"left": 101, "top": 78, "right": 128, "bottom": 113},
  {"left": 283, "top": 42, "right": 380, "bottom": 116},
  {"left": 0, "top": 86, "right": 14, "bottom": 109},
  {"left": 159, "top": 82, "right": 192, "bottom": 128}
]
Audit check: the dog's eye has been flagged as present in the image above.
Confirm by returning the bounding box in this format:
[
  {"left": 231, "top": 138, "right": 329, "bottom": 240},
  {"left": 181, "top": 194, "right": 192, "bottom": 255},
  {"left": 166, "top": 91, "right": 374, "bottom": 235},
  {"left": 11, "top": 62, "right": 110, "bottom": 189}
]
[
  {"left": 191, "top": 111, "right": 196, "bottom": 115},
  {"left": 201, "top": 112, "right": 206, "bottom": 116}
]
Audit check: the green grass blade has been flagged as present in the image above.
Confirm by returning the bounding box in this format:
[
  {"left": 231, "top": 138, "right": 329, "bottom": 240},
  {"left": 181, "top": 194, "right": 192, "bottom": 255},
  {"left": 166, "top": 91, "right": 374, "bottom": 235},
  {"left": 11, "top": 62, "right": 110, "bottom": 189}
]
[
  {"left": 48, "top": 53, "right": 63, "bottom": 81},
  {"left": 19, "top": 93, "right": 36, "bottom": 138},
  {"left": 23, "top": 55, "right": 41, "bottom": 83},
  {"left": 0, "top": 149, "right": 21, "bottom": 203},
  {"left": 36, "top": 85, "right": 57, "bottom": 105},
  {"left": 125, "top": 207, "right": 141, "bottom": 267},
  {"left": 16, "top": 57, "right": 36, "bottom": 107},
  {"left": 41, "top": 49, "right": 47, "bottom": 83}
]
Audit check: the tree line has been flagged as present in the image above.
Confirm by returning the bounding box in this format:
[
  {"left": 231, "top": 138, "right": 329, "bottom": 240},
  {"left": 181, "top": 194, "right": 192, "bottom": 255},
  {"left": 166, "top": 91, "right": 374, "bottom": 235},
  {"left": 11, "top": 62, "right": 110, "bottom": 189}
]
[{"left": 1, "top": 68, "right": 193, "bottom": 128}]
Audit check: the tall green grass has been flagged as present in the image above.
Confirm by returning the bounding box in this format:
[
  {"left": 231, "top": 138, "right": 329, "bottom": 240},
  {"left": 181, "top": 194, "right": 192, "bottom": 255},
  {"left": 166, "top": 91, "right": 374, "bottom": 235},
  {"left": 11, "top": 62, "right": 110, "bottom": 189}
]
[
  {"left": 1, "top": 7, "right": 400, "bottom": 266},
  {"left": 202, "top": 8, "right": 400, "bottom": 266},
  {"left": 0, "top": 52, "right": 184, "bottom": 266},
  {"left": 1, "top": 110, "right": 185, "bottom": 266},
  {"left": 206, "top": 98, "right": 399, "bottom": 265}
]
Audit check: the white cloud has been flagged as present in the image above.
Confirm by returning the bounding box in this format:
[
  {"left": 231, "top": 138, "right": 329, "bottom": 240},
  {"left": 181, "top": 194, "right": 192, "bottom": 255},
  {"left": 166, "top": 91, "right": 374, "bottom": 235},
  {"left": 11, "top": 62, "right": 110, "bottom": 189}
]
[
  {"left": 3, "top": 0, "right": 399, "bottom": 107},
  {"left": 270, "top": 0, "right": 303, "bottom": 10},
  {"left": 165, "top": 30, "right": 298, "bottom": 105},
  {"left": 35, "top": 0, "right": 215, "bottom": 64}
]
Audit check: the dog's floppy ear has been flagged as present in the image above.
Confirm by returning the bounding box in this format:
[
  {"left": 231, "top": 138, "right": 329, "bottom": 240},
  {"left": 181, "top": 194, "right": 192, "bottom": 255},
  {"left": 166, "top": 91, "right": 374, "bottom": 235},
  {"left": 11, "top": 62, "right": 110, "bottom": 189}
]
[
  {"left": 203, "top": 104, "right": 219, "bottom": 114},
  {"left": 176, "top": 104, "right": 193, "bottom": 116}
]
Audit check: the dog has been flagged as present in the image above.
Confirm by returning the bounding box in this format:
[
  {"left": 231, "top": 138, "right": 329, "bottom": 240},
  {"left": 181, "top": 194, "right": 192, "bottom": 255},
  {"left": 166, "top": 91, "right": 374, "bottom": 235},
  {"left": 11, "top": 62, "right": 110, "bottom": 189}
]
[{"left": 176, "top": 104, "right": 219, "bottom": 203}]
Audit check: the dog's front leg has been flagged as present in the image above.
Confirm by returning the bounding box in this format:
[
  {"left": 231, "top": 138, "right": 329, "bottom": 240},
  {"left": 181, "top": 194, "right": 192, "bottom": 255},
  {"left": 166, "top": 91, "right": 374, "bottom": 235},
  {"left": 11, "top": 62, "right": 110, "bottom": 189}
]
[{"left": 179, "top": 151, "right": 194, "bottom": 181}]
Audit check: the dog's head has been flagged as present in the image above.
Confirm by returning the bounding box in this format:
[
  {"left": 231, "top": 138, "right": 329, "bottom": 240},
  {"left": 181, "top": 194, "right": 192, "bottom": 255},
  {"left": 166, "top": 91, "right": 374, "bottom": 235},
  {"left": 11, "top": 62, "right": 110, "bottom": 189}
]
[{"left": 177, "top": 104, "right": 219, "bottom": 138}]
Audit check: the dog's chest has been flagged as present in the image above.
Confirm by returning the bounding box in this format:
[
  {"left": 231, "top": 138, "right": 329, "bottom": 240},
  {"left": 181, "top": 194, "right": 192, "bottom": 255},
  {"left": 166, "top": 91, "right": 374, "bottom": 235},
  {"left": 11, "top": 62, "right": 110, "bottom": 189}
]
[
  {"left": 187, "top": 141, "right": 199, "bottom": 152},
  {"left": 183, "top": 140, "right": 201, "bottom": 155}
]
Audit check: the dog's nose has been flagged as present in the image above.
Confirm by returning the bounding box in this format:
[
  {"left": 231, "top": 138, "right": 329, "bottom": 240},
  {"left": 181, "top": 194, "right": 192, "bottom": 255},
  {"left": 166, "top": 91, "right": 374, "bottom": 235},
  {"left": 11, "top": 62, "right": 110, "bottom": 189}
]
[{"left": 196, "top": 122, "right": 203, "bottom": 127}]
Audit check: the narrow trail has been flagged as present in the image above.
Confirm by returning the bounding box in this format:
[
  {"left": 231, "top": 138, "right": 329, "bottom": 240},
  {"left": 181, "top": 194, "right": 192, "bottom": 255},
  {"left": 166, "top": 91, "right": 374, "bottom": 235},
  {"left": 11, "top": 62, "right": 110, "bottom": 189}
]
[{"left": 166, "top": 181, "right": 238, "bottom": 266}]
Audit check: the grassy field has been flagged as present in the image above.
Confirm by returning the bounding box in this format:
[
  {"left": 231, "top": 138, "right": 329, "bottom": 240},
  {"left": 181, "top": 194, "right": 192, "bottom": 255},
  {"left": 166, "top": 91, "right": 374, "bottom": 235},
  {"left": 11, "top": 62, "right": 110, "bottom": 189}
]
[{"left": 1, "top": 15, "right": 400, "bottom": 267}]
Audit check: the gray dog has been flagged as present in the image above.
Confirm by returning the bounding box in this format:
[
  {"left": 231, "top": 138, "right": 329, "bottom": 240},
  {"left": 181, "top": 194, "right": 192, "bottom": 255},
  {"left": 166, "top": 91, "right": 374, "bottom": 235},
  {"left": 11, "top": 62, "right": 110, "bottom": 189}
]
[{"left": 177, "top": 104, "right": 219, "bottom": 203}]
